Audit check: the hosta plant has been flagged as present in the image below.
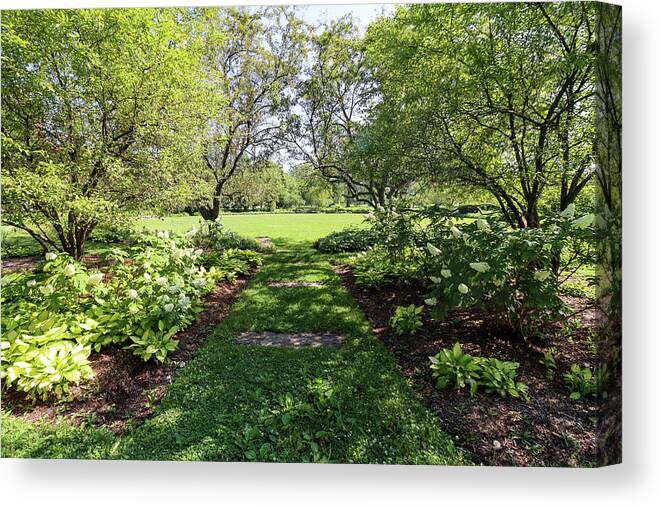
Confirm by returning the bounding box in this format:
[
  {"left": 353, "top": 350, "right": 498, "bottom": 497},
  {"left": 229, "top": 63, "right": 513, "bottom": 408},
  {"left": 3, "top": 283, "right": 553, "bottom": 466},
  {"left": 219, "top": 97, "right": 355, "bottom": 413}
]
[
  {"left": 1, "top": 234, "right": 260, "bottom": 399},
  {"left": 563, "top": 364, "right": 596, "bottom": 400},
  {"left": 479, "top": 358, "right": 529, "bottom": 399},
  {"left": 390, "top": 304, "right": 424, "bottom": 336},
  {"left": 429, "top": 343, "right": 481, "bottom": 395},
  {"left": 429, "top": 343, "right": 528, "bottom": 399}
]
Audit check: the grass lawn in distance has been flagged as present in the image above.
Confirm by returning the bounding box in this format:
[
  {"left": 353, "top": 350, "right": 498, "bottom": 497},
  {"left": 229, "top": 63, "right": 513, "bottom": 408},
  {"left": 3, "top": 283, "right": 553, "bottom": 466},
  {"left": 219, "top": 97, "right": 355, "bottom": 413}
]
[
  {"left": 1, "top": 213, "right": 368, "bottom": 255},
  {"left": 138, "top": 213, "right": 368, "bottom": 242}
]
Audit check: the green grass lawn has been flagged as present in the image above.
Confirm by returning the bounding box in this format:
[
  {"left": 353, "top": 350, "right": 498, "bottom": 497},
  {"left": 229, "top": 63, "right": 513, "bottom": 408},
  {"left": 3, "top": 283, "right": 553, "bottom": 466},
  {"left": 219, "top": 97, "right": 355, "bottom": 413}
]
[
  {"left": 1, "top": 238, "right": 469, "bottom": 465},
  {"left": 1, "top": 213, "right": 368, "bottom": 257},
  {"left": 138, "top": 213, "right": 368, "bottom": 242}
]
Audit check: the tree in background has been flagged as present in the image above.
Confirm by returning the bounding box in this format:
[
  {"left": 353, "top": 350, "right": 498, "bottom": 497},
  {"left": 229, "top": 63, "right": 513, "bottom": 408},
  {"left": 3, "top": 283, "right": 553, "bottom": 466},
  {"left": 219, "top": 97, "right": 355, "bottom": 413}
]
[
  {"left": 190, "top": 7, "right": 306, "bottom": 221},
  {"left": 222, "top": 160, "right": 286, "bottom": 211},
  {"left": 1, "top": 9, "right": 214, "bottom": 258},
  {"left": 286, "top": 18, "right": 416, "bottom": 208},
  {"left": 366, "top": 2, "right": 596, "bottom": 227}
]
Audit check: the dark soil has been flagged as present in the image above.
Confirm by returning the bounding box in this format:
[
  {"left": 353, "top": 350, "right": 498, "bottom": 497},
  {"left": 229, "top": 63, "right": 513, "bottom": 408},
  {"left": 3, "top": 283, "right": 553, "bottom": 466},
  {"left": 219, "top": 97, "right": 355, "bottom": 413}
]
[
  {"left": 2, "top": 272, "right": 255, "bottom": 433},
  {"left": 2, "top": 254, "right": 109, "bottom": 274},
  {"left": 336, "top": 264, "right": 599, "bottom": 467}
]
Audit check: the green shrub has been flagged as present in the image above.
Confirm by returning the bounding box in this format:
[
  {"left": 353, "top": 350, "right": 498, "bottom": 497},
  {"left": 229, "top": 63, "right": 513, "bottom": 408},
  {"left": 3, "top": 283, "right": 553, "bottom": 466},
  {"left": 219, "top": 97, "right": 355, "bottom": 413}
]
[
  {"left": 1, "top": 233, "right": 258, "bottom": 399},
  {"left": 421, "top": 210, "right": 594, "bottom": 339},
  {"left": 200, "top": 248, "right": 263, "bottom": 278},
  {"left": 350, "top": 246, "right": 423, "bottom": 289},
  {"left": 192, "top": 219, "right": 273, "bottom": 252},
  {"left": 429, "top": 343, "right": 528, "bottom": 398},
  {"left": 429, "top": 343, "right": 481, "bottom": 395},
  {"left": 314, "top": 227, "right": 378, "bottom": 253},
  {"left": 1, "top": 242, "right": 43, "bottom": 259},
  {"left": 390, "top": 304, "right": 424, "bottom": 336},
  {"left": 89, "top": 223, "right": 132, "bottom": 244},
  {"left": 479, "top": 358, "right": 529, "bottom": 399}
]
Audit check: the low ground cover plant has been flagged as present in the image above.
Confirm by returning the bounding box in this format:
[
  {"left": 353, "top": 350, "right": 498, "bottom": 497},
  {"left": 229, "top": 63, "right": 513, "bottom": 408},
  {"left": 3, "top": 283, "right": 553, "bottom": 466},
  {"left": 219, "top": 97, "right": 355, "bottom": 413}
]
[
  {"left": 314, "top": 227, "right": 378, "bottom": 253},
  {"left": 390, "top": 304, "right": 424, "bottom": 336},
  {"left": 563, "top": 363, "right": 610, "bottom": 401},
  {"left": 429, "top": 343, "right": 528, "bottom": 399},
  {"left": 1, "top": 233, "right": 262, "bottom": 400}
]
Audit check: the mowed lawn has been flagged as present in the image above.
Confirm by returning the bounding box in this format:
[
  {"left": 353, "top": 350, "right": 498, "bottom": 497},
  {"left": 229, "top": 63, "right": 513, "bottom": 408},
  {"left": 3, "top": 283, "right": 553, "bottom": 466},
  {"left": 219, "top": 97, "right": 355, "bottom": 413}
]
[
  {"left": 1, "top": 213, "right": 368, "bottom": 254},
  {"left": 140, "top": 213, "right": 368, "bottom": 242}
]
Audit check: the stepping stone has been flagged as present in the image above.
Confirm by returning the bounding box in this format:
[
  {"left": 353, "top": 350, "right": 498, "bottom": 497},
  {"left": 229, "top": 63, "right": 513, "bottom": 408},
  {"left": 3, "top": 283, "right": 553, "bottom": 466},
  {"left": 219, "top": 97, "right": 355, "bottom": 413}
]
[
  {"left": 266, "top": 281, "right": 324, "bottom": 287},
  {"left": 236, "top": 331, "right": 344, "bottom": 348}
]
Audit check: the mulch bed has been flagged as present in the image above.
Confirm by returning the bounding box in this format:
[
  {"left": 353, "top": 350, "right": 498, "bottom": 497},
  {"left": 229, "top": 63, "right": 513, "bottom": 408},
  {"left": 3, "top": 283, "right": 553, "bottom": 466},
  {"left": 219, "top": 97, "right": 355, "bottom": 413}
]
[
  {"left": 336, "top": 264, "right": 599, "bottom": 467},
  {"left": 2, "top": 271, "right": 256, "bottom": 433}
]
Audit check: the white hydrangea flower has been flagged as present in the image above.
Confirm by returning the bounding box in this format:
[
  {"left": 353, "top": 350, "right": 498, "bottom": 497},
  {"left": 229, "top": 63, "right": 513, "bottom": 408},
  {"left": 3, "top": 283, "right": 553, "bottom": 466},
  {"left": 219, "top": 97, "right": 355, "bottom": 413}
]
[
  {"left": 45, "top": 252, "right": 58, "bottom": 261},
  {"left": 426, "top": 243, "right": 442, "bottom": 256},
  {"left": 476, "top": 219, "right": 490, "bottom": 231},
  {"left": 441, "top": 269, "right": 452, "bottom": 278},
  {"left": 143, "top": 272, "right": 151, "bottom": 281},
  {"left": 163, "top": 303, "right": 175, "bottom": 312},
  {"left": 177, "top": 294, "right": 191, "bottom": 309},
  {"left": 534, "top": 270, "right": 551, "bottom": 282},
  {"left": 450, "top": 226, "right": 462, "bottom": 238},
  {"left": 192, "top": 278, "right": 206, "bottom": 288},
  {"left": 63, "top": 264, "right": 76, "bottom": 277},
  {"left": 430, "top": 276, "right": 442, "bottom": 284},
  {"left": 88, "top": 273, "right": 104, "bottom": 286},
  {"left": 424, "top": 297, "right": 438, "bottom": 306},
  {"left": 127, "top": 289, "right": 139, "bottom": 299},
  {"left": 458, "top": 283, "right": 469, "bottom": 294},
  {"left": 39, "top": 284, "right": 55, "bottom": 296},
  {"left": 469, "top": 262, "right": 490, "bottom": 273},
  {"left": 160, "top": 294, "right": 171, "bottom": 303},
  {"left": 156, "top": 276, "right": 168, "bottom": 285},
  {"left": 27, "top": 279, "right": 37, "bottom": 287},
  {"left": 169, "top": 284, "right": 180, "bottom": 294}
]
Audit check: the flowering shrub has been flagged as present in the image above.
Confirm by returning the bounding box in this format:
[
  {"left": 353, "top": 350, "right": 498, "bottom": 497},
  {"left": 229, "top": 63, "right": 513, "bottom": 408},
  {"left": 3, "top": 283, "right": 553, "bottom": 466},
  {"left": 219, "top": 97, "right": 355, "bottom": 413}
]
[
  {"left": 422, "top": 209, "right": 594, "bottom": 339},
  {"left": 1, "top": 234, "right": 262, "bottom": 399}
]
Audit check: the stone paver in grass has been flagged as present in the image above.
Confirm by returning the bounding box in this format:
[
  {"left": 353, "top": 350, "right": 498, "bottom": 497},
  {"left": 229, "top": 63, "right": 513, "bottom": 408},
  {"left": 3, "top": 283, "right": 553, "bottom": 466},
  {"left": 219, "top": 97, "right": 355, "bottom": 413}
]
[
  {"left": 235, "top": 331, "right": 344, "bottom": 348},
  {"left": 266, "top": 280, "right": 325, "bottom": 288}
]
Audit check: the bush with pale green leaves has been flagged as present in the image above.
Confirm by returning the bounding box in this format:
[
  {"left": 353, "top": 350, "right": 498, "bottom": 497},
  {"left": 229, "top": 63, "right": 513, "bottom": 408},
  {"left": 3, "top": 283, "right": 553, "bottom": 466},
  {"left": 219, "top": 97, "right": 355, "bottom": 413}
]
[
  {"left": 1, "top": 233, "right": 262, "bottom": 399},
  {"left": 421, "top": 207, "right": 595, "bottom": 339}
]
